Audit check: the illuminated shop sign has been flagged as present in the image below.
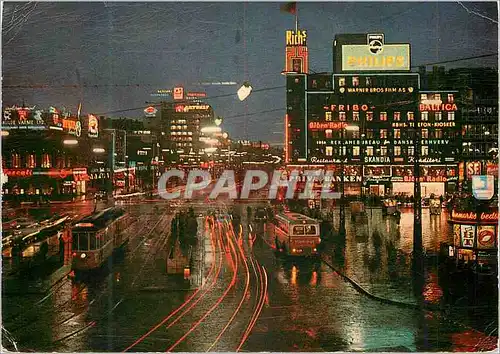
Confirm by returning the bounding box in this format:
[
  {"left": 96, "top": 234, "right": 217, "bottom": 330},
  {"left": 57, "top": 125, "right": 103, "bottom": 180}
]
[
  {"left": 173, "top": 87, "right": 184, "bottom": 100},
  {"left": 478, "top": 226, "right": 496, "bottom": 249},
  {"left": 408, "top": 157, "right": 442, "bottom": 163},
  {"left": 343, "top": 86, "right": 414, "bottom": 94},
  {"left": 62, "top": 119, "right": 82, "bottom": 137},
  {"left": 286, "top": 29, "right": 307, "bottom": 46},
  {"left": 486, "top": 162, "right": 498, "bottom": 177},
  {"left": 309, "top": 157, "right": 345, "bottom": 164},
  {"left": 325, "top": 104, "right": 374, "bottom": 112},
  {"left": 341, "top": 44, "right": 410, "bottom": 71},
  {"left": 451, "top": 210, "right": 499, "bottom": 223},
  {"left": 308, "top": 122, "right": 347, "bottom": 130},
  {"left": 88, "top": 114, "right": 99, "bottom": 138},
  {"left": 391, "top": 122, "right": 456, "bottom": 128},
  {"left": 466, "top": 161, "right": 481, "bottom": 178},
  {"left": 402, "top": 176, "right": 447, "bottom": 183},
  {"left": 174, "top": 104, "right": 210, "bottom": 112},
  {"left": 144, "top": 106, "right": 157, "bottom": 117},
  {"left": 186, "top": 92, "right": 207, "bottom": 98},
  {"left": 419, "top": 103, "right": 457, "bottom": 111},
  {"left": 364, "top": 156, "right": 391, "bottom": 163},
  {"left": 3, "top": 169, "right": 34, "bottom": 177},
  {"left": 2, "top": 106, "right": 46, "bottom": 130}
]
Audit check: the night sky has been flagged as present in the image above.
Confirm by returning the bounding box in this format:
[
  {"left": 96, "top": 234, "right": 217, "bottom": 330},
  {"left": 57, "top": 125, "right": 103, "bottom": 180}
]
[{"left": 2, "top": 1, "right": 498, "bottom": 143}]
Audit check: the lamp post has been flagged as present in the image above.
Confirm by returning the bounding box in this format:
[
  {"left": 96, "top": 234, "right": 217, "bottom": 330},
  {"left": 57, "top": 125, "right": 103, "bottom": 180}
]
[
  {"left": 339, "top": 124, "right": 359, "bottom": 237},
  {"left": 412, "top": 111, "right": 424, "bottom": 298}
]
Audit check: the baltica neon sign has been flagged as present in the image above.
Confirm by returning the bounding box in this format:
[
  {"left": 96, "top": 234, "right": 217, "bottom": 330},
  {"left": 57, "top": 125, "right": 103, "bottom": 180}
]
[{"left": 419, "top": 103, "right": 458, "bottom": 111}]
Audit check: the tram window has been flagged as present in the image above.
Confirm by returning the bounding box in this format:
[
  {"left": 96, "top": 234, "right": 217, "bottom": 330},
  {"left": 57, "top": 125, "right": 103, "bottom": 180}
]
[
  {"left": 90, "top": 232, "right": 99, "bottom": 250},
  {"left": 293, "top": 225, "right": 305, "bottom": 235},
  {"left": 305, "top": 225, "right": 317, "bottom": 235},
  {"left": 78, "top": 232, "right": 89, "bottom": 251}
]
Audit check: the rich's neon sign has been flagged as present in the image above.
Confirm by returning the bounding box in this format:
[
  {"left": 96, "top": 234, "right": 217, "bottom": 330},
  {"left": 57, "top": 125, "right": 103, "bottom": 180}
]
[
  {"left": 286, "top": 30, "right": 307, "bottom": 46},
  {"left": 308, "top": 122, "right": 347, "bottom": 130},
  {"left": 419, "top": 103, "right": 457, "bottom": 111}
]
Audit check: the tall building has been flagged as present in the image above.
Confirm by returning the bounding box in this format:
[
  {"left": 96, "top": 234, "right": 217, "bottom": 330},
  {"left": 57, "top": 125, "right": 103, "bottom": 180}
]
[{"left": 284, "top": 32, "right": 469, "bottom": 197}]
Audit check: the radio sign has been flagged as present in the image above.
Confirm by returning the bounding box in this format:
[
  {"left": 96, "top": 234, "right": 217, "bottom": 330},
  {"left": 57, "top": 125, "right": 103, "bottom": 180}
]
[
  {"left": 286, "top": 30, "right": 307, "bottom": 46},
  {"left": 308, "top": 122, "right": 347, "bottom": 130},
  {"left": 342, "top": 36, "right": 410, "bottom": 71}
]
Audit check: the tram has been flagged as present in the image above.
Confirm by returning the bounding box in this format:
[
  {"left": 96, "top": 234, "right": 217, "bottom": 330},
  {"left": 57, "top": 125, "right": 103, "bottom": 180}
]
[
  {"left": 71, "top": 207, "right": 132, "bottom": 270},
  {"left": 273, "top": 212, "right": 321, "bottom": 257}
]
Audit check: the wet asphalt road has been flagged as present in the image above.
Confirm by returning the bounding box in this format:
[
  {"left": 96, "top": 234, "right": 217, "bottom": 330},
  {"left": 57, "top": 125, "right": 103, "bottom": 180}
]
[{"left": 2, "top": 200, "right": 498, "bottom": 352}]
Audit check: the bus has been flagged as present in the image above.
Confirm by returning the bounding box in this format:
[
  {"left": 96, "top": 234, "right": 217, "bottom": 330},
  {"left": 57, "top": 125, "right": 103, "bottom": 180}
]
[
  {"left": 72, "top": 207, "right": 132, "bottom": 271},
  {"left": 273, "top": 212, "right": 321, "bottom": 257}
]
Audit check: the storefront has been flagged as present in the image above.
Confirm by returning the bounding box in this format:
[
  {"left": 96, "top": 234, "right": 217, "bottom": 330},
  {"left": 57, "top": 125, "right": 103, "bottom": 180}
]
[
  {"left": 391, "top": 165, "right": 457, "bottom": 197},
  {"left": 363, "top": 166, "right": 391, "bottom": 196},
  {"left": 449, "top": 209, "right": 498, "bottom": 265}
]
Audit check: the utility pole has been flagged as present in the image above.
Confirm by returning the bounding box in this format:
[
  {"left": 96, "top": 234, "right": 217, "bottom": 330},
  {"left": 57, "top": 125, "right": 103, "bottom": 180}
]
[
  {"left": 412, "top": 109, "right": 424, "bottom": 298},
  {"left": 339, "top": 126, "right": 346, "bottom": 236}
]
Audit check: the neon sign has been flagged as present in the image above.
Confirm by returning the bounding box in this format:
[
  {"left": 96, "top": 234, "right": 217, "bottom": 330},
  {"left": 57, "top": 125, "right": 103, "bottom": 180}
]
[
  {"left": 286, "top": 30, "right": 307, "bottom": 46},
  {"left": 419, "top": 103, "right": 457, "bottom": 111},
  {"left": 173, "top": 87, "right": 184, "bottom": 100},
  {"left": 451, "top": 210, "right": 499, "bottom": 223},
  {"left": 174, "top": 104, "right": 210, "bottom": 112},
  {"left": 186, "top": 92, "right": 207, "bottom": 98},
  {"left": 62, "top": 119, "right": 82, "bottom": 137},
  {"left": 308, "top": 122, "right": 347, "bottom": 130},
  {"left": 325, "top": 104, "right": 373, "bottom": 111}
]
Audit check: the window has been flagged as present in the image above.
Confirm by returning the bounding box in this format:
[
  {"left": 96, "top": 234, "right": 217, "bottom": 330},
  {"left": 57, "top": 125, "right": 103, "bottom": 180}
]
[
  {"left": 340, "top": 146, "right": 346, "bottom": 156},
  {"left": 312, "top": 80, "right": 318, "bottom": 88},
  {"left": 394, "top": 146, "right": 401, "bottom": 156},
  {"left": 26, "top": 154, "right": 36, "bottom": 168},
  {"left": 407, "top": 112, "right": 414, "bottom": 121},
  {"left": 421, "top": 146, "right": 429, "bottom": 156},
  {"left": 353, "top": 146, "right": 360, "bottom": 156},
  {"left": 421, "top": 94, "right": 428, "bottom": 100},
  {"left": 408, "top": 146, "right": 415, "bottom": 156},
  {"left": 325, "top": 129, "right": 333, "bottom": 139},
  {"left": 448, "top": 112, "right": 455, "bottom": 121},
  {"left": 435, "top": 112, "right": 442, "bottom": 121},
  {"left": 380, "top": 112, "right": 387, "bottom": 121},
  {"left": 366, "top": 146, "right": 374, "bottom": 156},
  {"left": 366, "top": 77, "right": 372, "bottom": 86},
  {"left": 339, "top": 77, "right": 345, "bottom": 87},
  {"left": 353, "top": 112, "right": 360, "bottom": 121},
  {"left": 41, "top": 153, "right": 51, "bottom": 168},
  {"left": 394, "top": 112, "right": 401, "bottom": 121},
  {"left": 367, "top": 112, "right": 373, "bottom": 121},
  {"left": 422, "top": 129, "right": 429, "bottom": 139},
  {"left": 352, "top": 77, "right": 359, "bottom": 87},
  {"left": 394, "top": 129, "right": 401, "bottom": 139},
  {"left": 293, "top": 226, "right": 305, "bottom": 235},
  {"left": 326, "top": 146, "right": 333, "bottom": 156},
  {"left": 367, "top": 129, "right": 374, "bottom": 138},
  {"left": 352, "top": 130, "right": 360, "bottom": 139},
  {"left": 421, "top": 111, "right": 429, "bottom": 121},
  {"left": 339, "top": 112, "right": 346, "bottom": 121},
  {"left": 325, "top": 111, "right": 332, "bottom": 121},
  {"left": 380, "top": 129, "right": 388, "bottom": 139},
  {"left": 434, "top": 129, "right": 443, "bottom": 138},
  {"left": 435, "top": 94, "right": 441, "bottom": 101},
  {"left": 448, "top": 94, "right": 454, "bottom": 103},
  {"left": 305, "top": 225, "right": 317, "bottom": 235},
  {"left": 381, "top": 146, "right": 387, "bottom": 156}
]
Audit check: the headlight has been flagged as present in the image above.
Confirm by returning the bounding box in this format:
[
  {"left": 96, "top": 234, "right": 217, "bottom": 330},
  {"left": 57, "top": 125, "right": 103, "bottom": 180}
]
[{"left": 80, "top": 253, "right": 87, "bottom": 259}]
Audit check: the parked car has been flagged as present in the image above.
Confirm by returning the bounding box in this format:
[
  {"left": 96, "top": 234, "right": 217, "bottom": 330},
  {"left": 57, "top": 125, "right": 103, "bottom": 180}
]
[{"left": 95, "top": 191, "right": 108, "bottom": 201}]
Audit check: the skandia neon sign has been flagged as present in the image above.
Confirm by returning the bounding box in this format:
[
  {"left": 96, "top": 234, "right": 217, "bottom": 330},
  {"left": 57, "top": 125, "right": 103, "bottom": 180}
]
[{"left": 419, "top": 103, "right": 458, "bottom": 111}]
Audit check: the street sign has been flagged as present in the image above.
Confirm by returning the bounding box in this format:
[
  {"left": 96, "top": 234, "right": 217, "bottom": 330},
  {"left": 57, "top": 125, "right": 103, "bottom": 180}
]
[{"left": 472, "top": 175, "right": 495, "bottom": 200}]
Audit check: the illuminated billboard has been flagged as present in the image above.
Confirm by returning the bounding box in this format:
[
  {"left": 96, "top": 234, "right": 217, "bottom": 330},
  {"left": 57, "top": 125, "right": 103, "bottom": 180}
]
[
  {"left": 173, "top": 87, "right": 184, "bottom": 100},
  {"left": 285, "top": 29, "right": 308, "bottom": 73},
  {"left": 2, "top": 106, "right": 47, "bottom": 130},
  {"left": 342, "top": 44, "right": 410, "bottom": 71},
  {"left": 88, "top": 114, "right": 99, "bottom": 138}
]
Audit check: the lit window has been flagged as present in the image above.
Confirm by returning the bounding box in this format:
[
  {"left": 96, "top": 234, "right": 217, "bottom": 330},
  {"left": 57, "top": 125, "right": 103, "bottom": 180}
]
[
  {"left": 394, "top": 146, "right": 401, "bottom": 156},
  {"left": 448, "top": 112, "right": 455, "bottom": 121},
  {"left": 352, "top": 77, "right": 359, "bottom": 87},
  {"left": 435, "top": 129, "right": 443, "bottom": 138},
  {"left": 312, "top": 80, "right": 318, "bottom": 88},
  {"left": 366, "top": 77, "right": 372, "bottom": 86},
  {"left": 408, "top": 146, "right": 414, "bottom": 156},
  {"left": 340, "top": 146, "right": 346, "bottom": 156},
  {"left": 422, "top": 129, "right": 429, "bottom": 139},
  {"left": 367, "top": 129, "right": 374, "bottom": 138},
  {"left": 353, "top": 112, "right": 360, "bottom": 121},
  {"left": 394, "top": 129, "right": 401, "bottom": 139},
  {"left": 367, "top": 112, "right": 373, "bottom": 121},
  {"left": 380, "top": 112, "right": 387, "bottom": 121},
  {"left": 325, "top": 129, "right": 333, "bottom": 139},
  {"left": 353, "top": 146, "right": 360, "bottom": 156},
  {"left": 421, "top": 94, "right": 428, "bottom": 100},
  {"left": 325, "top": 111, "right": 332, "bottom": 121},
  {"left": 435, "top": 94, "right": 441, "bottom": 101},
  {"left": 352, "top": 130, "right": 360, "bottom": 139},
  {"left": 41, "top": 153, "right": 51, "bottom": 168},
  {"left": 407, "top": 112, "right": 414, "bottom": 121},
  {"left": 394, "top": 112, "right": 401, "bottom": 121},
  {"left": 448, "top": 94, "right": 454, "bottom": 103},
  {"left": 326, "top": 146, "right": 333, "bottom": 156},
  {"left": 381, "top": 146, "right": 387, "bottom": 156},
  {"left": 366, "top": 146, "right": 374, "bottom": 156},
  {"left": 26, "top": 154, "right": 36, "bottom": 168},
  {"left": 339, "top": 112, "right": 346, "bottom": 121},
  {"left": 380, "top": 129, "right": 388, "bottom": 139},
  {"left": 339, "top": 77, "right": 346, "bottom": 87},
  {"left": 422, "top": 146, "right": 429, "bottom": 156},
  {"left": 435, "top": 112, "right": 442, "bottom": 121},
  {"left": 421, "top": 111, "right": 428, "bottom": 121}
]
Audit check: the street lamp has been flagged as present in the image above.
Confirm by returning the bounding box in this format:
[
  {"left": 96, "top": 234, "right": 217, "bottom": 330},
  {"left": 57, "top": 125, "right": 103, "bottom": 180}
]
[
  {"left": 237, "top": 82, "right": 252, "bottom": 101},
  {"left": 339, "top": 124, "right": 359, "bottom": 237},
  {"left": 93, "top": 147, "right": 105, "bottom": 153},
  {"left": 63, "top": 139, "right": 78, "bottom": 145}
]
